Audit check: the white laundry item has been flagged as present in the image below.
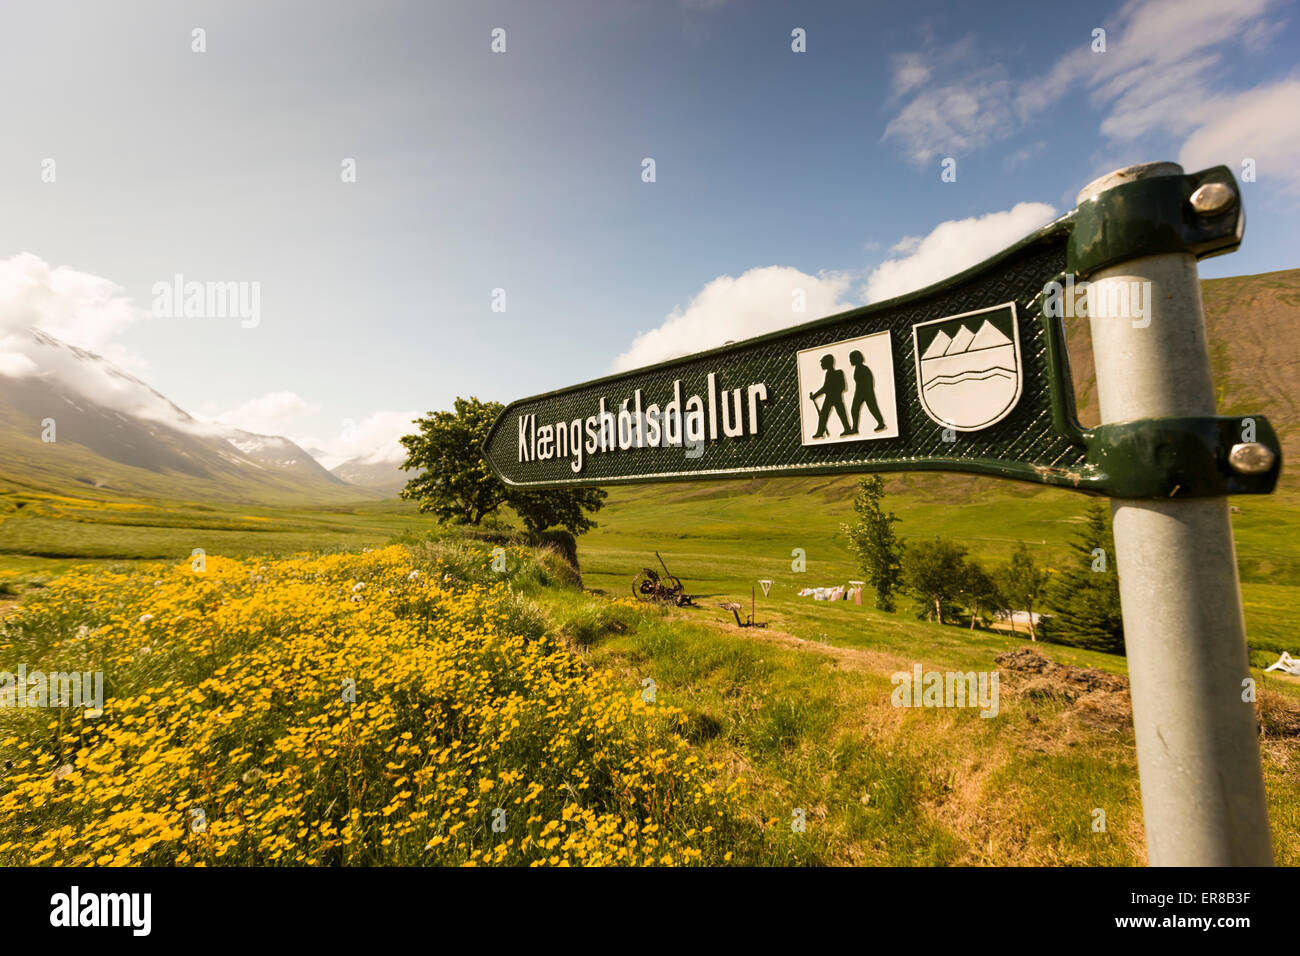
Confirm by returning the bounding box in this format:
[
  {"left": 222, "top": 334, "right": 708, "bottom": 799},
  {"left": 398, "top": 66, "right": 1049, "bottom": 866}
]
[{"left": 1265, "top": 651, "right": 1300, "bottom": 676}]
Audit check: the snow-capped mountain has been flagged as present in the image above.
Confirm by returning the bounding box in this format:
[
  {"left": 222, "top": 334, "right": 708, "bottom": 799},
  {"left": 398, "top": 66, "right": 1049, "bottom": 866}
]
[
  {"left": 0, "top": 327, "right": 373, "bottom": 502},
  {"left": 329, "top": 456, "right": 408, "bottom": 495}
]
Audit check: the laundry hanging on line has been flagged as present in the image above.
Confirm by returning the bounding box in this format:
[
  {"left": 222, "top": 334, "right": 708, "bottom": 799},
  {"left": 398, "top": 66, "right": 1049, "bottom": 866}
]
[{"left": 796, "top": 585, "right": 863, "bottom": 603}]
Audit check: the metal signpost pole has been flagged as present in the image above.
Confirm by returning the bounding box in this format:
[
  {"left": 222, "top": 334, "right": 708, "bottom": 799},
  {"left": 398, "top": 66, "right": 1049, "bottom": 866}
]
[{"left": 1078, "top": 162, "right": 1273, "bottom": 865}]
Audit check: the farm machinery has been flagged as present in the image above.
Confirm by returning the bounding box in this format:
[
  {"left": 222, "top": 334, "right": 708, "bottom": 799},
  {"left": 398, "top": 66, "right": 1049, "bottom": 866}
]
[
  {"left": 719, "top": 584, "right": 767, "bottom": 629},
  {"left": 632, "top": 552, "right": 696, "bottom": 607}
]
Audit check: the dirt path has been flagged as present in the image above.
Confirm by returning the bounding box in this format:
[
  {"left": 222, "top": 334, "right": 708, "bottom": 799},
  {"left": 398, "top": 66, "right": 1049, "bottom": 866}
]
[{"left": 682, "top": 608, "right": 912, "bottom": 676}]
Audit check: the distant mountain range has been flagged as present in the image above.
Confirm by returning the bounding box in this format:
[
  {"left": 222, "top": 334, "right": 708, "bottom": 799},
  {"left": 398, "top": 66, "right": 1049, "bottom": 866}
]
[
  {"left": 328, "top": 457, "right": 409, "bottom": 496},
  {"left": 0, "top": 328, "right": 396, "bottom": 503}
]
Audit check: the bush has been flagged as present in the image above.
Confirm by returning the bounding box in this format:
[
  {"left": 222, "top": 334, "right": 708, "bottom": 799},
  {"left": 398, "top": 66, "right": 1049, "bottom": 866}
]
[
  {"left": 555, "top": 601, "right": 641, "bottom": 649},
  {"left": 1045, "top": 503, "right": 1124, "bottom": 654},
  {"left": 841, "top": 476, "right": 904, "bottom": 612}
]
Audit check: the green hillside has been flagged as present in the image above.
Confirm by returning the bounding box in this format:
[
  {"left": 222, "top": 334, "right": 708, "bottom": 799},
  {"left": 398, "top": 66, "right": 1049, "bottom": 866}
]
[{"left": 1069, "top": 267, "right": 1300, "bottom": 461}]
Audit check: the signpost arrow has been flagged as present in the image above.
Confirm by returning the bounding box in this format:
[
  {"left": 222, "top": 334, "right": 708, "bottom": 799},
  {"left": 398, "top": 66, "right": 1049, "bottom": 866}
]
[
  {"left": 484, "top": 164, "right": 1278, "bottom": 503},
  {"left": 483, "top": 161, "right": 1282, "bottom": 865}
]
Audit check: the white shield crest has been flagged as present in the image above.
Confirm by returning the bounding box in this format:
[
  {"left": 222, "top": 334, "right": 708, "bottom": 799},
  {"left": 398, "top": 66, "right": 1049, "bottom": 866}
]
[{"left": 912, "top": 303, "right": 1022, "bottom": 431}]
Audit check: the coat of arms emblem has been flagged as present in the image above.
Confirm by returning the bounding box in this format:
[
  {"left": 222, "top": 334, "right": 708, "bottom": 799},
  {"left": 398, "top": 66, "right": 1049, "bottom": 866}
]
[{"left": 912, "top": 303, "right": 1022, "bottom": 431}]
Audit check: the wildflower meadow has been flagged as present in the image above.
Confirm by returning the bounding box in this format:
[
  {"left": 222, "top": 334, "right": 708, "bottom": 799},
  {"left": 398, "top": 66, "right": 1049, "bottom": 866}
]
[{"left": 0, "top": 542, "right": 745, "bottom": 866}]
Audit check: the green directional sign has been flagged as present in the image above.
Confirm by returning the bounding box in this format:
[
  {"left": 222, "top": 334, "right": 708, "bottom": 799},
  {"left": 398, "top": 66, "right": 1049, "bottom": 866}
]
[{"left": 483, "top": 165, "right": 1281, "bottom": 499}]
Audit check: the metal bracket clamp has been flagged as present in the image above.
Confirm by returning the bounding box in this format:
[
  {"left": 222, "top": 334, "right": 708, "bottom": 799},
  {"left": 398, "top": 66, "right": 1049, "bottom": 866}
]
[
  {"left": 1042, "top": 163, "right": 1278, "bottom": 499},
  {"left": 1083, "top": 415, "right": 1282, "bottom": 499},
  {"left": 1068, "top": 164, "right": 1245, "bottom": 278},
  {"left": 1075, "top": 161, "right": 1275, "bottom": 866}
]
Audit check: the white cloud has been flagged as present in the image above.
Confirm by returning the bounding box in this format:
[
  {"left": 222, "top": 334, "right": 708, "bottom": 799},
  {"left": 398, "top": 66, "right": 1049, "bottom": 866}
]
[
  {"left": 0, "top": 251, "right": 148, "bottom": 372},
  {"left": 0, "top": 346, "right": 37, "bottom": 377},
  {"left": 1095, "top": 53, "right": 1221, "bottom": 142},
  {"left": 0, "top": 252, "right": 410, "bottom": 468},
  {"left": 1014, "top": 0, "right": 1290, "bottom": 176},
  {"left": 0, "top": 252, "right": 217, "bottom": 435},
  {"left": 889, "top": 0, "right": 1289, "bottom": 181},
  {"left": 611, "top": 266, "right": 854, "bottom": 372},
  {"left": 211, "top": 391, "right": 320, "bottom": 436},
  {"left": 1003, "top": 140, "right": 1048, "bottom": 171},
  {"left": 882, "top": 68, "right": 1014, "bottom": 166},
  {"left": 1018, "top": 0, "right": 1280, "bottom": 126},
  {"left": 889, "top": 235, "right": 923, "bottom": 256},
  {"left": 295, "top": 410, "right": 419, "bottom": 470},
  {"left": 614, "top": 200, "right": 1055, "bottom": 367},
  {"left": 861, "top": 202, "right": 1057, "bottom": 304},
  {"left": 891, "top": 53, "right": 932, "bottom": 97},
  {"left": 1178, "top": 79, "right": 1300, "bottom": 194}
]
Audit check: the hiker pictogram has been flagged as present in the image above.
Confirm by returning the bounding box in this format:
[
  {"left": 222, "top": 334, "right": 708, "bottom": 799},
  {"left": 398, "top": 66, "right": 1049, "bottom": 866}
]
[
  {"left": 809, "top": 354, "right": 850, "bottom": 438},
  {"left": 848, "top": 349, "right": 888, "bottom": 434},
  {"left": 796, "top": 330, "right": 898, "bottom": 446}
]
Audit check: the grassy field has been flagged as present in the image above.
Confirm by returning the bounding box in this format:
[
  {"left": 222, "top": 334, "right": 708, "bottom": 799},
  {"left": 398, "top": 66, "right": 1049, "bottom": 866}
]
[
  {"left": 0, "top": 490, "right": 443, "bottom": 590},
  {"left": 2, "top": 474, "right": 1295, "bottom": 672},
  {"left": 4, "top": 533, "right": 1296, "bottom": 866},
  {"left": 578, "top": 474, "right": 1300, "bottom": 667},
  {"left": 1, "top": 474, "right": 1297, "bottom": 865},
  {"left": 0, "top": 542, "right": 761, "bottom": 865}
]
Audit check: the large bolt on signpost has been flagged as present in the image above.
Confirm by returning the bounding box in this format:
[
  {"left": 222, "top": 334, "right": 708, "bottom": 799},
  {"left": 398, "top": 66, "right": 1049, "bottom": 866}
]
[{"left": 1078, "top": 162, "right": 1272, "bottom": 865}]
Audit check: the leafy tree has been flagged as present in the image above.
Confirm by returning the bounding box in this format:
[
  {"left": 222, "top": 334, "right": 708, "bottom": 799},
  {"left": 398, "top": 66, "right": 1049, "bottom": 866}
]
[
  {"left": 400, "top": 396, "right": 607, "bottom": 534},
  {"left": 1047, "top": 501, "right": 1125, "bottom": 654},
  {"left": 400, "top": 397, "right": 505, "bottom": 526},
  {"left": 902, "top": 537, "right": 968, "bottom": 625},
  {"left": 507, "top": 487, "right": 608, "bottom": 536},
  {"left": 957, "top": 560, "right": 1002, "bottom": 630},
  {"left": 841, "top": 476, "right": 904, "bottom": 612},
  {"left": 997, "top": 542, "right": 1050, "bottom": 640}
]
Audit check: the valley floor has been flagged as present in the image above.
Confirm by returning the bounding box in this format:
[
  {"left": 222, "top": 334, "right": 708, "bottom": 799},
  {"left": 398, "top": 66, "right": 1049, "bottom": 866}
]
[{"left": 1, "top": 476, "right": 1297, "bottom": 865}]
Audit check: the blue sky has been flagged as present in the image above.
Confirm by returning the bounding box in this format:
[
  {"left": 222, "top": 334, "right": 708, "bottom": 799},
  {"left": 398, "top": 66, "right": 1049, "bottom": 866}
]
[{"left": 1, "top": 0, "right": 1297, "bottom": 466}]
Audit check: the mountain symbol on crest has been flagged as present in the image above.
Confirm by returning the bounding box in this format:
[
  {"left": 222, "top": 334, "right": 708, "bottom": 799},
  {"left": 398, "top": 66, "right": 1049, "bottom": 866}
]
[
  {"left": 919, "top": 317, "right": 1017, "bottom": 395},
  {"left": 920, "top": 319, "right": 1012, "bottom": 360},
  {"left": 914, "top": 306, "right": 1023, "bottom": 432}
]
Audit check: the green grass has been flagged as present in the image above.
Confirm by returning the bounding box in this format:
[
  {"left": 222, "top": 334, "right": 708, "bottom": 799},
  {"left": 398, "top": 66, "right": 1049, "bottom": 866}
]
[
  {"left": 0, "top": 490, "right": 441, "bottom": 571},
  {"left": 577, "top": 475, "right": 1300, "bottom": 670},
  {"left": 2, "top": 472, "right": 1297, "bottom": 864},
  {"left": 531, "top": 575, "right": 1297, "bottom": 865},
  {"left": 3, "top": 474, "right": 1294, "bottom": 682}
]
